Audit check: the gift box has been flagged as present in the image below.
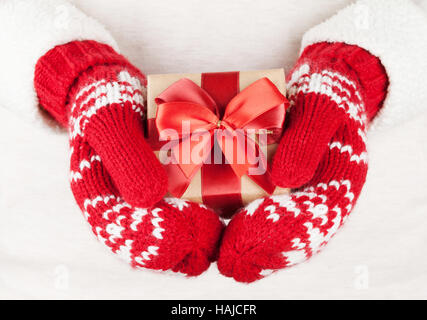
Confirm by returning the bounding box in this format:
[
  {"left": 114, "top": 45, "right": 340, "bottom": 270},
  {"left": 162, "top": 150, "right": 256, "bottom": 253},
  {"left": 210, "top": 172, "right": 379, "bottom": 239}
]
[{"left": 147, "top": 69, "right": 290, "bottom": 217}]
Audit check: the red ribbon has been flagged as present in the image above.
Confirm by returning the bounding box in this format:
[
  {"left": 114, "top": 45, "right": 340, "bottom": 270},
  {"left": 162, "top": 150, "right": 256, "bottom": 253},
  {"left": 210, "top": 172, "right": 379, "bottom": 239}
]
[{"left": 153, "top": 73, "right": 288, "bottom": 216}]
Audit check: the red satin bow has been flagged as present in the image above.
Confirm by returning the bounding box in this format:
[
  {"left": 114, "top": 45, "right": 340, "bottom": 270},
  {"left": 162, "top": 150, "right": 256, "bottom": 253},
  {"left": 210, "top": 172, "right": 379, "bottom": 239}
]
[{"left": 155, "top": 77, "right": 288, "bottom": 180}]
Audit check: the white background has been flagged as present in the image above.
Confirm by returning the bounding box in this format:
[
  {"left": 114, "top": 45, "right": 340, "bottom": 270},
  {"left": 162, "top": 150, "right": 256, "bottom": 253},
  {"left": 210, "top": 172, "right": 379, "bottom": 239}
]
[{"left": 1, "top": 0, "right": 427, "bottom": 299}]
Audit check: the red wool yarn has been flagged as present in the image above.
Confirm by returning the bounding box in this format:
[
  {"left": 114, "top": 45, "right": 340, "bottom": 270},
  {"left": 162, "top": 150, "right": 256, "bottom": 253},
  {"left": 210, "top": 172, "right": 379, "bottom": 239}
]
[
  {"left": 3, "top": 0, "right": 427, "bottom": 284},
  {"left": 217, "top": 42, "right": 388, "bottom": 282},
  {"left": 34, "top": 40, "right": 224, "bottom": 276}
]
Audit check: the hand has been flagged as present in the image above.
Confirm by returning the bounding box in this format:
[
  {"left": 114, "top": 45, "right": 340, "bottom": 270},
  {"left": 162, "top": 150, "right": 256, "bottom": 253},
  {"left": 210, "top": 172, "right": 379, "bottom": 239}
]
[
  {"left": 36, "top": 41, "right": 225, "bottom": 276},
  {"left": 67, "top": 64, "right": 224, "bottom": 276},
  {"left": 217, "top": 42, "right": 387, "bottom": 282}
]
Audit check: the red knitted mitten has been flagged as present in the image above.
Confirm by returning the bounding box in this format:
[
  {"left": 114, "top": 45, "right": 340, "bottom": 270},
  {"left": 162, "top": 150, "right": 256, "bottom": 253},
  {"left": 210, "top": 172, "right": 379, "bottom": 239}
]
[
  {"left": 217, "top": 42, "right": 388, "bottom": 282},
  {"left": 35, "top": 40, "right": 224, "bottom": 276}
]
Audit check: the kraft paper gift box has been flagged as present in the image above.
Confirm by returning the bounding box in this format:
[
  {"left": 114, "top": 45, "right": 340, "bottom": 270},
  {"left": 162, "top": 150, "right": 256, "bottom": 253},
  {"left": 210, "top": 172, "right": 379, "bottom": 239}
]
[{"left": 147, "top": 69, "right": 290, "bottom": 217}]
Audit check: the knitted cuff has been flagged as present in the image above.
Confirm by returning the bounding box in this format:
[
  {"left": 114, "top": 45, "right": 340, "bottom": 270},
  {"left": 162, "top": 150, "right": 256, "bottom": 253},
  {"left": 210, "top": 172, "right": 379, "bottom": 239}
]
[
  {"left": 34, "top": 40, "right": 145, "bottom": 127},
  {"left": 297, "top": 42, "right": 389, "bottom": 123}
]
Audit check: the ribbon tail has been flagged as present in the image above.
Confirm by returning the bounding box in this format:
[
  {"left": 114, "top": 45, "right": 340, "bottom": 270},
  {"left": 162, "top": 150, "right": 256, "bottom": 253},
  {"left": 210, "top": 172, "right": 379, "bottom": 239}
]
[
  {"left": 248, "top": 168, "right": 276, "bottom": 195},
  {"left": 217, "top": 129, "right": 251, "bottom": 178},
  {"left": 245, "top": 134, "right": 275, "bottom": 194},
  {"left": 165, "top": 162, "right": 193, "bottom": 198}
]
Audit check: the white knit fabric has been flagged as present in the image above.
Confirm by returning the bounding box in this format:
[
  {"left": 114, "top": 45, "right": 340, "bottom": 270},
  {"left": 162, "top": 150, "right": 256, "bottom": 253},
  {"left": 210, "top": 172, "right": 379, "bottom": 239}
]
[
  {"left": 0, "top": 0, "right": 118, "bottom": 128},
  {"left": 302, "top": 0, "right": 427, "bottom": 130}
]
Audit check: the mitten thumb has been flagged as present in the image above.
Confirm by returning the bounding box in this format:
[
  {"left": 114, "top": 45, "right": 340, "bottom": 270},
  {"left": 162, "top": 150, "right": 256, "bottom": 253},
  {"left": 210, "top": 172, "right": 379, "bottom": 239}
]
[
  {"left": 272, "top": 89, "right": 345, "bottom": 188},
  {"left": 81, "top": 84, "right": 168, "bottom": 208}
]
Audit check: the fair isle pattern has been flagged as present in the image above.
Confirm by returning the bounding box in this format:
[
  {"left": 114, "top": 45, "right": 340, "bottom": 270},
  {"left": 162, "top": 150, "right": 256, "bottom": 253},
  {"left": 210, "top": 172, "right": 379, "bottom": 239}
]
[
  {"left": 66, "top": 68, "right": 223, "bottom": 276},
  {"left": 218, "top": 62, "right": 370, "bottom": 282},
  {"left": 329, "top": 141, "right": 368, "bottom": 164},
  {"left": 255, "top": 179, "right": 356, "bottom": 266},
  {"left": 69, "top": 70, "right": 145, "bottom": 140},
  {"left": 287, "top": 63, "right": 368, "bottom": 137},
  {"left": 70, "top": 155, "right": 101, "bottom": 182},
  {"left": 259, "top": 64, "right": 369, "bottom": 271},
  {"left": 33, "top": 41, "right": 224, "bottom": 277}
]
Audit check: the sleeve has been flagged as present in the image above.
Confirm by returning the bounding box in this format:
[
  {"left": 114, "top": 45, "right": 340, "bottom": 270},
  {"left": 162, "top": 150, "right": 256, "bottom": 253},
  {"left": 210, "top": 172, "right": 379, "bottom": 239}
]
[
  {"left": 0, "top": 0, "right": 118, "bottom": 129},
  {"left": 301, "top": 0, "right": 427, "bottom": 130}
]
